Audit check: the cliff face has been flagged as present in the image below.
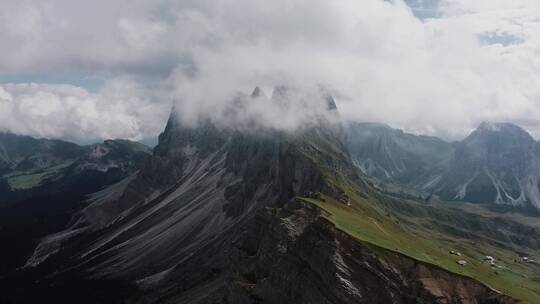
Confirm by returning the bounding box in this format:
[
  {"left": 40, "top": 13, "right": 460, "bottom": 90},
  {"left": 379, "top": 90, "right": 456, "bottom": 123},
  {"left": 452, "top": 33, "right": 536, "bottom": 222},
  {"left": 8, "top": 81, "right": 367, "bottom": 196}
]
[
  {"left": 23, "top": 89, "right": 349, "bottom": 290},
  {"left": 226, "top": 200, "right": 515, "bottom": 304}
]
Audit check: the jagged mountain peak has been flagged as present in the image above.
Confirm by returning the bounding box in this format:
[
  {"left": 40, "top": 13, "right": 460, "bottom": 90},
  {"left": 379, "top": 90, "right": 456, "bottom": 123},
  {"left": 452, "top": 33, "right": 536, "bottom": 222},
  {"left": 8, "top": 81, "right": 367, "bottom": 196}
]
[
  {"left": 462, "top": 121, "right": 536, "bottom": 156},
  {"left": 319, "top": 88, "right": 338, "bottom": 111},
  {"left": 472, "top": 121, "right": 535, "bottom": 143},
  {"left": 477, "top": 121, "right": 523, "bottom": 132},
  {"left": 159, "top": 90, "right": 349, "bottom": 167},
  {"left": 165, "top": 86, "right": 343, "bottom": 143},
  {"left": 250, "top": 86, "right": 267, "bottom": 99},
  {"left": 269, "top": 85, "right": 340, "bottom": 112}
]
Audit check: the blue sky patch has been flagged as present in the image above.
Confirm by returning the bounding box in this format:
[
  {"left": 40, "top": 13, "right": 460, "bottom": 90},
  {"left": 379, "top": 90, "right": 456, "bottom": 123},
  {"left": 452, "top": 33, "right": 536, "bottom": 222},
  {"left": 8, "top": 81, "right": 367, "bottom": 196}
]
[
  {"left": 479, "top": 32, "right": 524, "bottom": 46},
  {"left": 404, "top": 0, "right": 441, "bottom": 20},
  {"left": 0, "top": 73, "right": 105, "bottom": 92}
]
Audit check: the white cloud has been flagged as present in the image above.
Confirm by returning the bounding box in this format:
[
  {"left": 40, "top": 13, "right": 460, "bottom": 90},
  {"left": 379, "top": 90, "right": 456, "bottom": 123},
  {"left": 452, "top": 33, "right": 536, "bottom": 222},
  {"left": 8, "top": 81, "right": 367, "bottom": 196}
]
[
  {"left": 0, "top": 82, "right": 168, "bottom": 141},
  {"left": 0, "top": 0, "right": 539, "bottom": 140}
]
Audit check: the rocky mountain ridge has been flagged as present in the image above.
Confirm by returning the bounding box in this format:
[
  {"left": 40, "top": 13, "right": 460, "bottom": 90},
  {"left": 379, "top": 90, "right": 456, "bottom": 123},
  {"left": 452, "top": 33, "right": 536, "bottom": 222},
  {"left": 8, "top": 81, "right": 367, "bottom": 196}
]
[
  {"left": 346, "top": 121, "right": 540, "bottom": 213},
  {"left": 20, "top": 87, "right": 352, "bottom": 288}
]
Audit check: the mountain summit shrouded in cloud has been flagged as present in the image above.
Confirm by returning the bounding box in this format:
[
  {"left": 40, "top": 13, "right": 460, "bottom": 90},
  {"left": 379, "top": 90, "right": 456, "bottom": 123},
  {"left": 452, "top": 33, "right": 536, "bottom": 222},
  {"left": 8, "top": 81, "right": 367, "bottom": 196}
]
[
  {"left": 170, "top": 85, "right": 341, "bottom": 132},
  {"left": 1, "top": 0, "right": 540, "bottom": 141}
]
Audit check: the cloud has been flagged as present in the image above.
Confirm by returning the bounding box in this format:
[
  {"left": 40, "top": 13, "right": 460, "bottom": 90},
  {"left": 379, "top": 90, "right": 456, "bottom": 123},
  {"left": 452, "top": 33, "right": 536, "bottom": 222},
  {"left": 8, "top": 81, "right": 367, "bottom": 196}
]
[
  {"left": 0, "top": 0, "right": 539, "bottom": 140},
  {"left": 0, "top": 81, "right": 168, "bottom": 141}
]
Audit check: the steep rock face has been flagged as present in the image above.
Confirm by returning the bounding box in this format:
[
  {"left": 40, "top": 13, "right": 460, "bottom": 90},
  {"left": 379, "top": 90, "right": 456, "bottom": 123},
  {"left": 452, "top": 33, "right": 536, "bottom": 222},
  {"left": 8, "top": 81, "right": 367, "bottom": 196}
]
[
  {"left": 346, "top": 122, "right": 453, "bottom": 185},
  {"left": 428, "top": 122, "right": 540, "bottom": 211},
  {"left": 24, "top": 87, "right": 353, "bottom": 292},
  {"left": 227, "top": 200, "right": 515, "bottom": 304}
]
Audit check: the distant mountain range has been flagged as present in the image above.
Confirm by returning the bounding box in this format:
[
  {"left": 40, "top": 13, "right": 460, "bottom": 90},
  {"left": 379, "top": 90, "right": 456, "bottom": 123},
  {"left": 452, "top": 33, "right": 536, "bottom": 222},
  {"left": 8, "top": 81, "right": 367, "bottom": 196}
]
[
  {"left": 4, "top": 116, "right": 537, "bottom": 213},
  {"left": 0, "top": 133, "right": 151, "bottom": 205},
  {"left": 345, "top": 122, "right": 452, "bottom": 184},
  {"left": 347, "top": 121, "right": 540, "bottom": 213}
]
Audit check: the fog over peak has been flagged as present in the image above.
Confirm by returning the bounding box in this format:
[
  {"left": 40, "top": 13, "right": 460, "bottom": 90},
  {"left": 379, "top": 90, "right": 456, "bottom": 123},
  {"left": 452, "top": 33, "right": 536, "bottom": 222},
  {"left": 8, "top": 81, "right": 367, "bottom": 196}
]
[
  {"left": 171, "top": 85, "right": 341, "bottom": 133},
  {"left": 0, "top": 0, "right": 539, "bottom": 141}
]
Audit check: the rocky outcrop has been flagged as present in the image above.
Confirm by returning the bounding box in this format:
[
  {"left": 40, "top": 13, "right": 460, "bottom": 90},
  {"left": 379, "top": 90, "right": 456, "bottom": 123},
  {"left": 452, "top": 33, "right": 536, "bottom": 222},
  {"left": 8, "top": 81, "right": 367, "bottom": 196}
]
[{"left": 227, "top": 199, "right": 516, "bottom": 304}]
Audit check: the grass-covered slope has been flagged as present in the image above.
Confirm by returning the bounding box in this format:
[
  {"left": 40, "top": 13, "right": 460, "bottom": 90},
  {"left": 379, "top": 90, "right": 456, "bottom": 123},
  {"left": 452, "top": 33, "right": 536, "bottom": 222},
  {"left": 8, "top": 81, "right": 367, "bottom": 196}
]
[
  {"left": 278, "top": 113, "right": 540, "bottom": 303},
  {"left": 6, "top": 161, "right": 74, "bottom": 190},
  {"left": 300, "top": 191, "right": 540, "bottom": 303}
]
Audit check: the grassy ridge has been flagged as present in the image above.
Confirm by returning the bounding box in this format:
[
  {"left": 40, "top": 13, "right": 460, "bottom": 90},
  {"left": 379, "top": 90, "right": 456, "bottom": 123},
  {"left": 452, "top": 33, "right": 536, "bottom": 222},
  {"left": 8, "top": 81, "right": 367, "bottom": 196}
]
[
  {"left": 300, "top": 194, "right": 540, "bottom": 303},
  {"left": 296, "top": 124, "right": 539, "bottom": 302}
]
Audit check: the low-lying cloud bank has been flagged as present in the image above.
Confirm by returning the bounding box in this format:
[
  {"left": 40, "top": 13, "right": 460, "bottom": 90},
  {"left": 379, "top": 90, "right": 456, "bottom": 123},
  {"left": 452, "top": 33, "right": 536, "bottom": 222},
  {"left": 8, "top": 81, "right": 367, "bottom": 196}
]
[
  {"left": 0, "top": 81, "right": 167, "bottom": 141},
  {"left": 0, "top": 0, "right": 539, "bottom": 140}
]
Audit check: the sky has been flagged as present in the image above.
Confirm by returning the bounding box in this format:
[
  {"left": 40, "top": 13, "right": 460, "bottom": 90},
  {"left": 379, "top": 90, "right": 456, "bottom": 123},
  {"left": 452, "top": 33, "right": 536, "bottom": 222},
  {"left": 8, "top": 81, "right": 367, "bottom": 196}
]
[{"left": 0, "top": 0, "right": 539, "bottom": 142}]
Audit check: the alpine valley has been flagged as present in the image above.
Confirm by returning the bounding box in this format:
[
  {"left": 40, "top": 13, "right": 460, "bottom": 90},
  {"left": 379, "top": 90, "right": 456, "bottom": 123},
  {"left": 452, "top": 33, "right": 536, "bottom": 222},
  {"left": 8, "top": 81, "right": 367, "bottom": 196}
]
[{"left": 1, "top": 88, "right": 539, "bottom": 304}]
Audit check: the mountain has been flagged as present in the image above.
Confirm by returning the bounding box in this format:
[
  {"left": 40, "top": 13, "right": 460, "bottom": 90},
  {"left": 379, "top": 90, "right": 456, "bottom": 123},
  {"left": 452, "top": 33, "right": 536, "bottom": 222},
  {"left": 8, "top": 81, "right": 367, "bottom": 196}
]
[
  {"left": 4, "top": 88, "right": 528, "bottom": 303},
  {"left": 345, "top": 122, "right": 453, "bottom": 184},
  {"left": 346, "top": 122, "right": 540, "bottom": 213},
  {"left": 13, "top": 87, "right": 359, "bottom": 301},
  {"left": 426, "top": 122, "right": 540, "bottom": 212},
  {"left": 0, "top": 134, "right": 151, "bottom": 205},
  {"left": 0, "top": 132, "right": 83, "bottom": 177},
  {"left": 0, "top": 133, "right": 151, "bottom": 277}
]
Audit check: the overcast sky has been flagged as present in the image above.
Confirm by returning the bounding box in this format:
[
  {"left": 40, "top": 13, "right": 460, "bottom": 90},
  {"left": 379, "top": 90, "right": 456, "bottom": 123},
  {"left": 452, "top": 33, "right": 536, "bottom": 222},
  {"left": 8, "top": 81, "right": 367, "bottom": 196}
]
[{"left": 0, "top": 0, "right": 539, "bottom": 142}]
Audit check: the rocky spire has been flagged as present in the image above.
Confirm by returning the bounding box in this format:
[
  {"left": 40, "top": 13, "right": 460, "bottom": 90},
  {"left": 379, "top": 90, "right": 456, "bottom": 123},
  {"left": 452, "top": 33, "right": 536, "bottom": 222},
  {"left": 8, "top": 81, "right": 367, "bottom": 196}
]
[{"left": 251, "top": 86, "right": 267, "bottom": 99}]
